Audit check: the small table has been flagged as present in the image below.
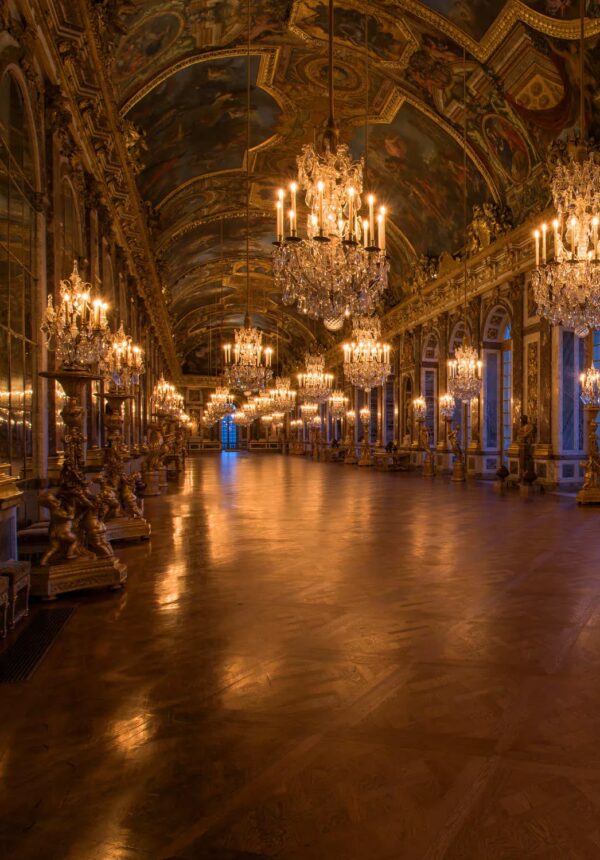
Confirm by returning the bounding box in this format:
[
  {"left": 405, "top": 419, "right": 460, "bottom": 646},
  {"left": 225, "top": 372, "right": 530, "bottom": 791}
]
[{"left": 0, "top": 560, "right": 31, "bottom": 628}]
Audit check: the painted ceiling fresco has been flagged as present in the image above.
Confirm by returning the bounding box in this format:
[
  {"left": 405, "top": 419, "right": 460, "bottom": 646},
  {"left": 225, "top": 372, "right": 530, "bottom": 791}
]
[{"left": 113, "top": 0, "right": 600, "bottom": 374}]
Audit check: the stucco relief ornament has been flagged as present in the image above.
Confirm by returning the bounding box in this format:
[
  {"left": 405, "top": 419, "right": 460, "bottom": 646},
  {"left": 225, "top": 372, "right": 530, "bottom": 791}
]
[{"left": 532, "top": 140, "right": 600, "bottom": 337}]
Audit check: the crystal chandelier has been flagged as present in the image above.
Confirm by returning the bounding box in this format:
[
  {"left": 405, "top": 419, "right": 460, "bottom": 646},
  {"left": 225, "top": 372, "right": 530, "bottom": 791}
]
[
  {"left": 297, "top": 353, "right": 334, "bottom": 403},
  {"left": 272, "top": 0, "right": 388, "bottom": 321},
  {"left": 269, "top": 376, "right": 297, "bottom": 413},
  {"left": 445, "top": 51, "right": 482, "bottom": 406},
  {"left": 209, "top": 386, "right": 235, "bottom": 420},
  {"left": 224, "top": 317, "right": 273, "bottom": 394},
  {"left": 41, "top": 260, "right": 111, "bottom": 371},
  {"left": 101, "top": 323, "right": 144, "bottom": 390},
  {"left": 233, "top": 409, "right": 254, "bottom": 427},
  {"left": 532, "top": 145, "right": 600, "bottom": 337},
  {"left": 328, "top": 390, "right": 348, "bottom": 418},
  {"left": 300, "top": 402, "right": 318, "bottom": 422},
  {"left": 342, "top": 315, "right": 391, "bottom": 392},
  {"left": 152, "top": 375, "right": 183, "bottom": 416},
  {"left": 532, "top": 3, "right": 600, "bottom": 338},
  {"left": 447, "top": 344, "right": 482, "bottom": 403}
]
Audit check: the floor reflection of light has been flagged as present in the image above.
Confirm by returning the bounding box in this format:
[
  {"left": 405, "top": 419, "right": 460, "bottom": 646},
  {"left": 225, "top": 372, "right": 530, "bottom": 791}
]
[
  {"left": 155, "top": 563, "right": 182, "bottom": 612},
  {"left": 112, "top": 709, "right": 153, "bottom": 755}
]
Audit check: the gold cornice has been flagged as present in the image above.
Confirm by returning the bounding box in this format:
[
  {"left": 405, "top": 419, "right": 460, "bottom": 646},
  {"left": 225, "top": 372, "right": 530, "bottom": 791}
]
[
  {"left": 288, "top": 0, "right": 419, "bottom": 69},
  {"left": 396, "top": 0, "right": 600, "bottom": 62}
]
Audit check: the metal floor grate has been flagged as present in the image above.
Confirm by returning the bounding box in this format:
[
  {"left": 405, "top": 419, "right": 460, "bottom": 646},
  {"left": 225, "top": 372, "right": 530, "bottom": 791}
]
[{"left": 0, "top": 607, "right": 75, "bottom": 683}]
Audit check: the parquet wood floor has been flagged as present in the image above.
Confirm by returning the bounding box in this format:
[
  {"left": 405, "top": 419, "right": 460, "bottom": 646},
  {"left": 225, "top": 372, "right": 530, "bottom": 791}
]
[{"left": 1, "top": 455, "right": 600, "bottom": 859}]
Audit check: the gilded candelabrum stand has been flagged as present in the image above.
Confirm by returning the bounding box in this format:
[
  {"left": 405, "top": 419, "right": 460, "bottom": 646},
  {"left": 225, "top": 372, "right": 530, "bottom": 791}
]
[
  {"left": 357, "top": 407, "right": 372, "bottom": 467},
  {"left": 32, "top": 370, "right": 127, "bottom": 598},
  {"left": 344, "top": 411, "right": 357, "bottom": 464},
  {"left": 419, "top": 420, "right": 435, "bottom": 478},
  {"left": 447, "top": 421, "right": 466, "bottom": 482},
  {"left": 577, "top": 407, "right": 600, "bottom": 504},
  {"left": 97, "top": 390, "right": 151, "bottom": 541},
  {"left": 142, "top": 417, "right": 163, "bottom": 496}
]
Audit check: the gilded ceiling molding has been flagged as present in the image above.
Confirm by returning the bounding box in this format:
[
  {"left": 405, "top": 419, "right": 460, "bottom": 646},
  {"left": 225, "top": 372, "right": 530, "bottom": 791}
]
[
  {"left": 395, "top": 0, "right": 600, "bottom": 62},
  {"left": 158, "top": 209, "right": 272, "bottom": 254},
  {"left": 288, "top": 0, "right": 418, "bottom": 69},
  {"left": 120, "top": 46, "right": 289, "bottom": 116},
  {"left": 73, "top": 0, "right": 182, "bottom": 380},
  {"left": 157, "top": 163, "right": 258, "bottom": 213}
]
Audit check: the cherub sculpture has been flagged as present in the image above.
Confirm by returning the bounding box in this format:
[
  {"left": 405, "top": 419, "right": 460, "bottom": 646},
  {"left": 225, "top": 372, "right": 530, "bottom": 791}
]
[
  {"left": 121, "top": 472, "right": 144, "bottom": 519},
  {"left": 39, "top": 490, "right": 86, "bottom": 566}
]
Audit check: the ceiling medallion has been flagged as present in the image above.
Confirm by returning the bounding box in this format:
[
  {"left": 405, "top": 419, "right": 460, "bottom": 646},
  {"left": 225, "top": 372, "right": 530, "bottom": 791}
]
[
  {"left": 342, "top": 315, "right": 391, "bottom": 392},
  {"left": 272, "top": 0, "right": 388, "bottom": 322},
  {"left": 297, "top": 353, "right": 334, "bottom": 403}
]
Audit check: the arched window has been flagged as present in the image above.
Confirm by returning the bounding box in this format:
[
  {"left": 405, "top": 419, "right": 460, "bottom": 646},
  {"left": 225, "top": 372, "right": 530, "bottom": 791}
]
[
  {"left": 0, "top": 72, "right": 37, "bottom": 476},
  {"left": 482, "top": 306, "right": 512, "bottom": 461}
]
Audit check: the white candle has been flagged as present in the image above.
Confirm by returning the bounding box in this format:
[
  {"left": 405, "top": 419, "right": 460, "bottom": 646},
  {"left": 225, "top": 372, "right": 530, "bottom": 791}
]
[
  {"left": 377, "top": 214, "right": 383, "bottom": 250},
  {"left": 379, "top": 206, "right": 386, "bottom": 252},
  {"left": 363, "top": 219, "right": 369, "bottom": 248},
  {"left": 541, "top": 223, "right": 547, "bottom": 264},
  {"left": 276, "top": 200, "right": 282, "bottom": 241},
  {"left": 317, "top": 181, "right": 324, "bottom": 231},
  {"left": 348, "top": 187, "right": 354, "bottom": 238},
  {"left": 290, "top": 182, "right": 297, "bottom": 219},
  {"left": 534, "top": 229, "right": 540, "bottom": 267},
  {"left": 289, "top": 208, "right": 295, "bottom": 235},
  {"left": 368, "top": 194, "right": 375, "bottom": 245}
]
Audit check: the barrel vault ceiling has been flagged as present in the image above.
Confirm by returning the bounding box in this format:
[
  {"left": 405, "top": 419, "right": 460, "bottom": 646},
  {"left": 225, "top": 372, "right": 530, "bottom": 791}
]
[{"left": 109, "top": 0, "right": 600, "bottom": 375}]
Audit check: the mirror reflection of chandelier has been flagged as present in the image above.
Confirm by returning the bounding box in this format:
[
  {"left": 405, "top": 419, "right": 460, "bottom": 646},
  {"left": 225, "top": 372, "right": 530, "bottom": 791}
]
[
  {"left": 41, "top": 260, "right": 111, "bottom": 371},
  {"left": 223, "top": 317, "right": 273, "bottom": 394},
  {"left": 297, "top": 353, "right": 334, "bottom": 403},
  {"left": 269, "top": 376, "right": 297, "bottom": 413},
  {"left": 342, "top": 315, "right": 391, "bottom": 392},
  {"left": 532, "top": 6, "right": 600, "bottom": 338},
  {"left": 272, "top": 0, "right": 388, "bottom": 322},
  {"left": 447, "top": 344, "right": 482, "bottom": 403}
]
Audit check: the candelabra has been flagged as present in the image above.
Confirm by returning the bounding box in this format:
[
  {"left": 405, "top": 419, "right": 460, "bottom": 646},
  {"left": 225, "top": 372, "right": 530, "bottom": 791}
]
[
  {"left": 101, "top": 324, "right": 144, "bottom": 390},
  {"left": 439, "top": 392, "right": 464, "bottom": 481},
  {"left": 41, "top": 261, "right": 111, "bottom": 371}
]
